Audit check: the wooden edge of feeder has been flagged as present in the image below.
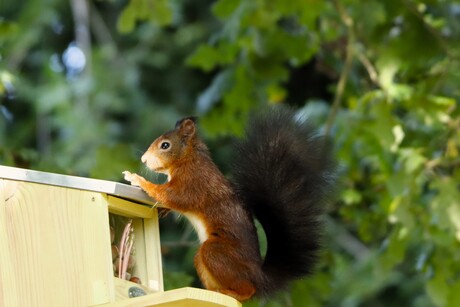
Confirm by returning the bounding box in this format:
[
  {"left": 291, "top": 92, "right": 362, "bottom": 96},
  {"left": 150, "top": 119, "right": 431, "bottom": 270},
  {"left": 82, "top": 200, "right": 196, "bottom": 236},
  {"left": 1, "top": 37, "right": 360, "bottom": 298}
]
[
  {"left": 98, "top": 287, "right": 242, "bottom": 307},
  {"left": 0, "top": 165, "right": 155, "bottom": 206},
  {"left": 107, "top": 195, "right": 156, "bottom": 219}
]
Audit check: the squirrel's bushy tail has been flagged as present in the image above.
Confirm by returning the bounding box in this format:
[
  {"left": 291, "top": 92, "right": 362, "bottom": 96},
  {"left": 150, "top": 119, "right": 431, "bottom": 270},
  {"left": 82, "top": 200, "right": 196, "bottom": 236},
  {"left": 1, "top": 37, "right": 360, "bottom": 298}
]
[{"left": 232, "top": 107, "right": 336, "bottom": 296}]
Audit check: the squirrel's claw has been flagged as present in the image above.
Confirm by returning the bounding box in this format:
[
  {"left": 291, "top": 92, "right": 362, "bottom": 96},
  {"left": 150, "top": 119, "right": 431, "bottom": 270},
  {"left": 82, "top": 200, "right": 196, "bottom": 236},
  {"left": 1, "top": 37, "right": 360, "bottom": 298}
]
[
  {"left": 122, "top": 170, "right": 132, "bottom": 181},
  {"left": 122, "top": 171, "right": 140, "bottom": 187}
]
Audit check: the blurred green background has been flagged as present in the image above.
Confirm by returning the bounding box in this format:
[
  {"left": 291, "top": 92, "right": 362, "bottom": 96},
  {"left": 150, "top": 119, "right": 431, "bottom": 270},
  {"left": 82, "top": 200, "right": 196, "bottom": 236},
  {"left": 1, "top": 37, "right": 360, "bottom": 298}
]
[{"left": 1, "top": 0, "right": 460, "bottom": 306}]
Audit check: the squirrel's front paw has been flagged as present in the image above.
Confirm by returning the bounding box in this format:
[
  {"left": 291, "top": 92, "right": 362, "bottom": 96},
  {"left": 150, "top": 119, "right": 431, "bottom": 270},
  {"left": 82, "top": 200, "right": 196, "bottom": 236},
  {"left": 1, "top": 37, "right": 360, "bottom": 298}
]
[{"left": 122, "top": 171, "right": 141, "bottom": 187}]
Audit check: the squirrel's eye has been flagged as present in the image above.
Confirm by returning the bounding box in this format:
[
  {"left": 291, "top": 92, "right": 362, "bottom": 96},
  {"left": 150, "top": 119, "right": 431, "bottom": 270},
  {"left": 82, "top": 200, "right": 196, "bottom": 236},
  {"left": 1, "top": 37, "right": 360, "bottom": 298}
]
[{"left": 160, "top": 142, "right": 170, "bottom": 150}]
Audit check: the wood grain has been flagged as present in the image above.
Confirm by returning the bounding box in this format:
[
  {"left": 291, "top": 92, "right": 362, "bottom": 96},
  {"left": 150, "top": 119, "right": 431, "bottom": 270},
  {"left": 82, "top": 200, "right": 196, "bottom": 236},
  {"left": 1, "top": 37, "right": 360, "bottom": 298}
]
[{"left": 0, "top": 179, "right": 114, "bottom": 306}]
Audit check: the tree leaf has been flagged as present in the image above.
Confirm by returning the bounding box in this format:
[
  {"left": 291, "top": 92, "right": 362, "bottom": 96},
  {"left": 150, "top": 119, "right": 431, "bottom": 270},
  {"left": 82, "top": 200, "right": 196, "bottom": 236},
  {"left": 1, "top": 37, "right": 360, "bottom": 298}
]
[{"left": 117, "top": 4, "right": 136, "bottom": 34}]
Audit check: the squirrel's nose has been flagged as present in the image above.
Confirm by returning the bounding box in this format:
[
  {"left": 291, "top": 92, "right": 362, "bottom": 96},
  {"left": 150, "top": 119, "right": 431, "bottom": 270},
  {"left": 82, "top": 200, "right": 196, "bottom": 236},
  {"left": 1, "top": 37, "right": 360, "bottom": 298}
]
[{"left": 141, "top": 154, "right": 147, "bottom": 164}]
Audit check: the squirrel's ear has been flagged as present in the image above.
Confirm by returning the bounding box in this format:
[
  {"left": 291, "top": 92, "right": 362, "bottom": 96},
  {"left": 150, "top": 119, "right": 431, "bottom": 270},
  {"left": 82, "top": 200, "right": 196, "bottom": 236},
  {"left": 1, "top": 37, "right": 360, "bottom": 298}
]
[{"left": 176, "top": 117, "right": 197, "bottom": 139}]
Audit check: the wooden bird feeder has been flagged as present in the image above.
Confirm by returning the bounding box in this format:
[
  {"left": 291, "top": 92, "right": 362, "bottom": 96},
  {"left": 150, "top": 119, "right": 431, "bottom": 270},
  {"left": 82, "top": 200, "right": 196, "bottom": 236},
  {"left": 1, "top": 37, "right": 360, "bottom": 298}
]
[{"left": 0, "top": 165, "right": 241, "bottom": 307}]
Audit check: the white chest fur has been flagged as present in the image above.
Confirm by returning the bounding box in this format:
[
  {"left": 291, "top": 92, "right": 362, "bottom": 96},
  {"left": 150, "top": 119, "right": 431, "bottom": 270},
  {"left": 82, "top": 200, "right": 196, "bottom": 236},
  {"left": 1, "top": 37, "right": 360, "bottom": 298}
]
[{"left": 184, "top": 214, "right": 208, "bottom": 243}]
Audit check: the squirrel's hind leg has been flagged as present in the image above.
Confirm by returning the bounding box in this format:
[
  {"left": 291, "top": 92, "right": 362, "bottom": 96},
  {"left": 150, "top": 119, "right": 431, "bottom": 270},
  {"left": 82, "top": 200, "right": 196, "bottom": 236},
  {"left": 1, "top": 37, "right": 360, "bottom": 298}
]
[{"left": 194, "top": 239, "right": 257, "bottom": 301}]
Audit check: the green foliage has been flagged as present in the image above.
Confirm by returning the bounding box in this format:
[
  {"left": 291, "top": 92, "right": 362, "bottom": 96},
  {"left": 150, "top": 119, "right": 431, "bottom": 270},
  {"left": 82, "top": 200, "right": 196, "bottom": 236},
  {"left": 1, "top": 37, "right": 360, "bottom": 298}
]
[
  {"left": 1, "top": 0, "right": 460, "bottom": 306},
  {"left": 118, "top": 0, "right": 173, "bottom": 33}
]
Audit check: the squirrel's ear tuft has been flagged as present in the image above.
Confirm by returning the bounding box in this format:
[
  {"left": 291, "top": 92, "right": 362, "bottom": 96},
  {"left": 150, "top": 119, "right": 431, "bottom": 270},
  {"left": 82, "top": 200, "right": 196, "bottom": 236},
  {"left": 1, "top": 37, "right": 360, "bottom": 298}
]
[
  {"left": 175, "top": 116, "right": 198, "bottom": 128},
  {"left": 176, "top": 116, "right": 197, "bottom": 139}
]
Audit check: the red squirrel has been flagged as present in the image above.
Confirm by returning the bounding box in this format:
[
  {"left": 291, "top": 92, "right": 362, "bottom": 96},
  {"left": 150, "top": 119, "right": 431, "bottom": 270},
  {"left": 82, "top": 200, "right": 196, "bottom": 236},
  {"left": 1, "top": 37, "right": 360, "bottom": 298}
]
[{"left": 123, "top": 107, "right": 336, "bottom": 301}]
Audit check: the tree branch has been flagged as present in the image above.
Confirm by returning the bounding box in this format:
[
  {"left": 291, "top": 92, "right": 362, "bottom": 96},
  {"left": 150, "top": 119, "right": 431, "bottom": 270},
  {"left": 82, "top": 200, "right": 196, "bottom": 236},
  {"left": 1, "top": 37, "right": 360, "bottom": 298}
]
[
  {"left": 356, "top": 50, "right": 380, "bottom": 86},
  {"left": 69, "top": 0, "right": 91, "bottom": 109},
  {"left": 326, "top": 217, "right": 370, "bottom": 262},
  {"left": 325, "top": 0, "right": 355, "bottom": 137},
  {"left": 69, "top": 0, "right": 92, "bottom": 71}
]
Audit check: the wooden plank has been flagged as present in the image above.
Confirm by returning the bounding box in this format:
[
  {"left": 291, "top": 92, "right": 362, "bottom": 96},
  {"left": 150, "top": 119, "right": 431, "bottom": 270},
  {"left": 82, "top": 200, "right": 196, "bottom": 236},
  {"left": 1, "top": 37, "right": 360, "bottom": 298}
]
[
  {"left": 131, "top": 219, "right": 149, "bottom": 290},
  {"left": 133, "top": 219, "right": 148, "bottom": 287},
  {"left": 0, "top": 179, "right": 114, "bottom": 306},
  {"left": 0, "top": 165, "right": 154, "bottom": 206},
  {"left": 107, "top": 196, "right": 155, "bottom": 219},
  {"left": 143, "top": 211, "right": 164, "bottom": 292},
  {"left": 98, "top": 287, "right": 242, "bottom": 307}
]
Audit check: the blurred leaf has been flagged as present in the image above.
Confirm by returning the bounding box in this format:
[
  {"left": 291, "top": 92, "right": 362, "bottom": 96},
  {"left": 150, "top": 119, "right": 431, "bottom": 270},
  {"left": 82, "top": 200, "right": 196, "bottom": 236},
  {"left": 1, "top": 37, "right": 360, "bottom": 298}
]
[
  {"left": 186, "top": 43, "right": 238, "bottom": 72},
  {"left": 266, "top": 83, "right": 286, "bottom": 104},
  {"left": 342, "top": 189, "right": 363, "bottom": 205},
  {"left": 399, "top": 148, "right": 426, "bottom": 173},
  {"left": 380, "top": 231, "right": 407, "bottom": 271},
  {"left": 368, "top": 101, "right": 398, "bottom": 149},
  {"left": 187, "top": 45, "right": 219, "bottom": 71},
  {"left": 117, "top": 4, "right": 136, "bottom": 33},
  {"left": 117, "top": 0, "right": 172, "bottom": 34},
  {"left": 0, "top": 19, "right": 19, "bottom": 42},
  {"left": 447, "top": 281, "right": 460, "bottom": 307},
  {"left": 426, "top": 272, "right": 448, "bottom": 307},
  {"left": 0, "top": 70, "right": 15, "bottom": 96},
  {"left": 212, "top": 0, "right": 242, "bottom": 20},
  {"left": 430, "top": 177, "right": 460, "bottom": 239},
  {"left": 149, "top": 0, "right": 173, "bottom": 26}
]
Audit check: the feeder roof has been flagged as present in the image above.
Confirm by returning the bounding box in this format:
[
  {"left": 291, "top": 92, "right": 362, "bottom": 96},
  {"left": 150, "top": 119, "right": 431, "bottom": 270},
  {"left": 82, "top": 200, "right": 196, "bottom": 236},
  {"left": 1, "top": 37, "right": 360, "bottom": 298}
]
[{"left": 0, "top": 165, "right": 154, "bottom": 206}]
